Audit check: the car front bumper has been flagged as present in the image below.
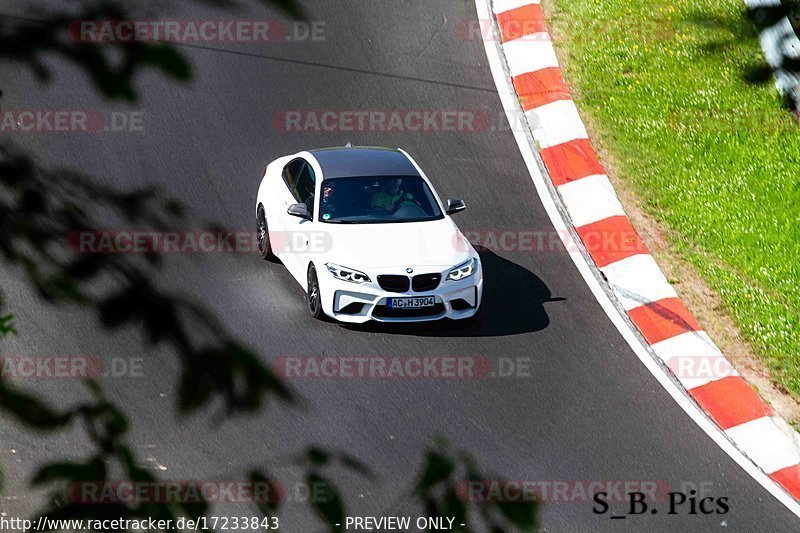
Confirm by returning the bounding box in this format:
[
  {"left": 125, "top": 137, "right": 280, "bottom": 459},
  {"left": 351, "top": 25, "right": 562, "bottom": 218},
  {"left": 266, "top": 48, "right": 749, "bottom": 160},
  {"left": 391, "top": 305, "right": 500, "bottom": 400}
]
[{"left": 319, "top": 265, "right": 483, "bottom": 324}]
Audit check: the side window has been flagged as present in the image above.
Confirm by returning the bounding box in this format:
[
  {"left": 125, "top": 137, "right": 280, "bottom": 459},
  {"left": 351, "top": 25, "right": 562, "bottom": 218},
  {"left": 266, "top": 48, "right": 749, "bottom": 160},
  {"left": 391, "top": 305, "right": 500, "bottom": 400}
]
[
  {"left": 282, "top": 159, "right": 304, "bottom": 196},
  {"left": 294, "top": 163, "right": 317, "bottom": 216}
]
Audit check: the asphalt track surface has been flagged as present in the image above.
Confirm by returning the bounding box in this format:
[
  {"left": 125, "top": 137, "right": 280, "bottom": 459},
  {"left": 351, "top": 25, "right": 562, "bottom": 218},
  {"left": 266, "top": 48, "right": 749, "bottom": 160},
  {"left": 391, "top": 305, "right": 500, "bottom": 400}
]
[{"left": 0, "top": 1, "right": 798, "bottom": 531}]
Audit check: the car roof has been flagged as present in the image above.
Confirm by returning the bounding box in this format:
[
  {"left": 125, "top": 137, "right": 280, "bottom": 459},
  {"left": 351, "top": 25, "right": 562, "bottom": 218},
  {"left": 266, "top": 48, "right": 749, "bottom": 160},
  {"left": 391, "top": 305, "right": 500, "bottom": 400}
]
[{"left": 308, "top": 147, "right": 420, "bottom": 179}]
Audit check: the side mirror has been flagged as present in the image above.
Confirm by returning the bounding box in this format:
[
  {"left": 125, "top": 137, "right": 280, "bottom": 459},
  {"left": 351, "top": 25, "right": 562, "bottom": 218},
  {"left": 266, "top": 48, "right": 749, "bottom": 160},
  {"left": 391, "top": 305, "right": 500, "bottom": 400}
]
[
  {"left": 446, "top": 198, "right": 466, "bottom": 215},
  {"left": 287, "top": 203, "right": 311, "bottom": 220}
]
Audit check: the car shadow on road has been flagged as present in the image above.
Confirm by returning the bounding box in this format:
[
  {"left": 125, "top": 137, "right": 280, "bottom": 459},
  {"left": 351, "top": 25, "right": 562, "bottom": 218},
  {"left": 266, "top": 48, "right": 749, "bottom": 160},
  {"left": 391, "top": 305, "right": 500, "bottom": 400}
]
[{"left": 343, "top": 248, "right": 565, "bottom": 337}]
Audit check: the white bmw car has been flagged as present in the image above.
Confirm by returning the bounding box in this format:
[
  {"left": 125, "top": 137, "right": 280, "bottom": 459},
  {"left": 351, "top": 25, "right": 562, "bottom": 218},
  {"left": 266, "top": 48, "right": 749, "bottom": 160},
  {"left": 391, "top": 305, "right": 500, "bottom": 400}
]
[{"left": 254, "top": 146, "right": 483, "bottom": 323}]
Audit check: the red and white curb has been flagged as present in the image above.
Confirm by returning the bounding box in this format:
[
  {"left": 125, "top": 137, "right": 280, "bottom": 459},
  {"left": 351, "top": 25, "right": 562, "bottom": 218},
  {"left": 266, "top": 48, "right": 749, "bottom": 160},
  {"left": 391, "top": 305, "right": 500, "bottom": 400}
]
[{"left": 480, "top": 0, "right": 800, "bottom": 506}]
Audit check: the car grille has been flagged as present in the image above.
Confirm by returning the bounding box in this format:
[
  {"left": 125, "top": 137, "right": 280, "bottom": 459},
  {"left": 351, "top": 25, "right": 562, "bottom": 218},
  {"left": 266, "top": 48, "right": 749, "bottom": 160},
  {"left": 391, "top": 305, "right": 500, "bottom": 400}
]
[
  {"left": 412, "top": 273, "right": 441, "bottom": 292},
  {"left": 378, "top": 273, "right": 441, "bottom": 293},
  {"left": 377, "top": 275, "right": 410, "bottom": 293},
  {"left": 373, "top": 303, "right": 445, "bottom": 318}
]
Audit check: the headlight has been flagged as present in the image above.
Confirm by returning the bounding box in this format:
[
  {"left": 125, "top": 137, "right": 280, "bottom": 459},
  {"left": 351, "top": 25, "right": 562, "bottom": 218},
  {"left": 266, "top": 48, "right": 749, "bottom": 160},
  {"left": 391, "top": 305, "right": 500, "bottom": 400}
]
[
  {"left": 326, "top": 263, "right": 371, "bottom": 284},
  {"left": 447, "top": 257, "right": 477, "bottom": 281}
]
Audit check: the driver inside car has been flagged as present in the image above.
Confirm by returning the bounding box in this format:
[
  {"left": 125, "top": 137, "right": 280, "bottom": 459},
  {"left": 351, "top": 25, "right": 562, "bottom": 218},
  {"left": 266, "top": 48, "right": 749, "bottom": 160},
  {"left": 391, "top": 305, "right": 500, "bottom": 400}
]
[
  {"left": 370, "top": 177, "right": 414, "bottom": 211},
  {"left": 320, "top": 181, "right": 337, "bottom": 219}
]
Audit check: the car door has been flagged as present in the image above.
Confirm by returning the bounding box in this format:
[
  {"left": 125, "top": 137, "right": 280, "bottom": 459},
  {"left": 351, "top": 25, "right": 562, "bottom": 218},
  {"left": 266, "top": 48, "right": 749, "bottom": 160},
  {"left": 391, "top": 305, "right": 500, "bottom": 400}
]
[
  {"left": 278, "top": 158, "right": 304, "bottom": 212},
  {"left": 281, "top": 158, "right": 317, "bottom": 280},
  {"left": 268, "top": 158, "right": 302, "bottom": 235}
]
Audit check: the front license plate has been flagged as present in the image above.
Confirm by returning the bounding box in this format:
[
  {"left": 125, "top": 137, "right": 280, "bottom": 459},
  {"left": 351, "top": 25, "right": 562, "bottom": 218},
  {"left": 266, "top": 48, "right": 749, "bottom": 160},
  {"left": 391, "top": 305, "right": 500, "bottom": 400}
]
[{"left": 387, "top": 296, "right": 435, "bottom": 309}]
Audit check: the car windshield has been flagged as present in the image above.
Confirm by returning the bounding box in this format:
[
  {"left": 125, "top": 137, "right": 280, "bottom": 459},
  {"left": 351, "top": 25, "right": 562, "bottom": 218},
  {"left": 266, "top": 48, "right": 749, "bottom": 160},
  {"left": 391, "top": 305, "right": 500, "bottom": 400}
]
[{"left": 318, "top": 175, "right": 444, "bottom": 224}]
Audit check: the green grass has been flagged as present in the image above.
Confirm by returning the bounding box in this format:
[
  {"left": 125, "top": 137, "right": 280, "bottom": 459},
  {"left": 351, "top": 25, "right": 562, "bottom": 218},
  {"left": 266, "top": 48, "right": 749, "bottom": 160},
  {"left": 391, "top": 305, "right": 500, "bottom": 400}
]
[{"left": 547, "top": 0, "right": 800, "bottom": 396}]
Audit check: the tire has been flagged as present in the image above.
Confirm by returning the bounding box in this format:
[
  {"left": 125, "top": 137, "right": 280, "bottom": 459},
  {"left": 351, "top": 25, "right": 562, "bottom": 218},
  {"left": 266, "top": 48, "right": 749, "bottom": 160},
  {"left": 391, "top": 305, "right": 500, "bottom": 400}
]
[
  {"left": 256, "top": 205, "right": 274, "bottom": 260},
  {"left": 307, "top": 264, "right": 325, "bottom": 320}
]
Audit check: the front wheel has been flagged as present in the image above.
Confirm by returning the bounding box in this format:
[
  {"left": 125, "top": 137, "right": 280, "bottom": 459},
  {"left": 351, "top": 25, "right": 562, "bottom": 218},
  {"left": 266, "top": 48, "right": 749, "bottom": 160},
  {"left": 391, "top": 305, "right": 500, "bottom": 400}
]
[
  {"left": 307, "top": 264, "right": 325, "bottom": 320},
  {"left": 256, "top": 205, "right": 274, "bottom": 260}
]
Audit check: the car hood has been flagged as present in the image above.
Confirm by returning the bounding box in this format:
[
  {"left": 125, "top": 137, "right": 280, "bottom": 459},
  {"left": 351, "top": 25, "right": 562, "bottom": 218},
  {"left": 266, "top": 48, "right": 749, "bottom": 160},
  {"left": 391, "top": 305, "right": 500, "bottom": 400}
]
[{"left": 322, "top": 218, "right": 474, "bottom": 270}]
